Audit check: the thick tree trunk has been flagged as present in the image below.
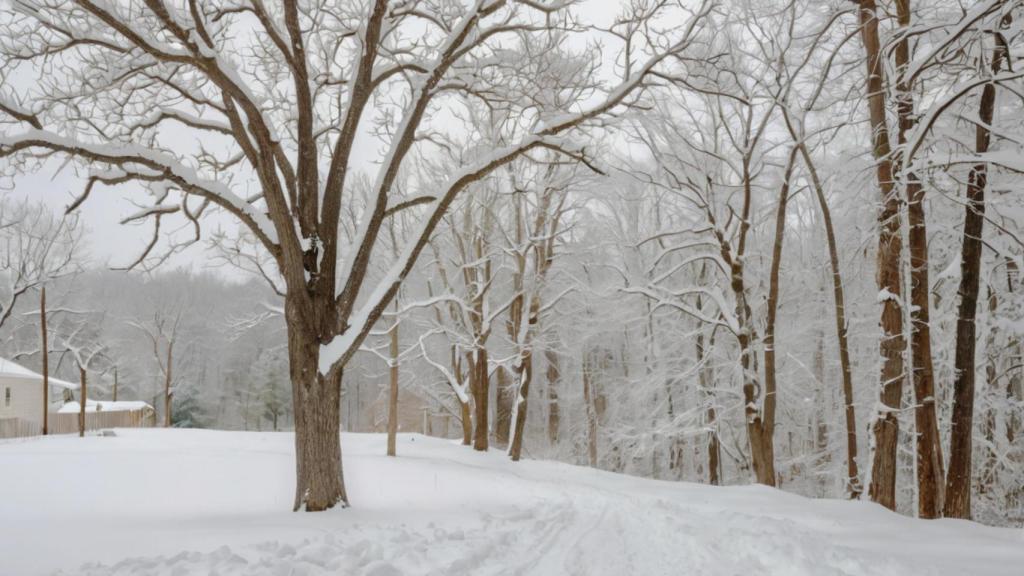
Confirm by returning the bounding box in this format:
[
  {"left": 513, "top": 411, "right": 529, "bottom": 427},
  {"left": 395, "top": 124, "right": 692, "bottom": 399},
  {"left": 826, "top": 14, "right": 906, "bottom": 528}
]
[
  {"left": 906, "top": 181, "right": 945, "bottom": 518},
  {"left": 78, "top": 365, "right": 86, "bottom": 438},
  {"left": 471, "top": 345, "right": 489, "bottom": 451},
  {"left": 856, "top": 0, "right": 906, "bottom": 512},
  {"left": 494, "top": 365, "right": 512, "bottom": 447},
  {"left": 696, "top": 331, "right": 721, "bottom": 486},
  {"left": 459, "top": 398, "right": 473, "bottom": 446},
  {"left": 945, "top": 20, "right": 1007, "bottom": 518},
  {"left": 40, "top": 287, "right": 48, "bottom": 436},
  {"left": 288, "top": 312, "right": 348, "bottom": 512},
  {"left": 387, "top": 312, "right": 399, "bottom": 457},
  {"left": 737, "top": 316, "right": 774, "bottom": 485},
  {"left": 546, "top": 348, "right": 560, "bottom": 446},
  {"left": 893, "top": 0, "right": 944, "bottom": 518},
  {"left": 294, "top": 368, "right": 347, "bottom": 511},
  {"left": 508, "top": 349, "right": 534, "bottom": 461},
  {"left": 112, "top": 367, "right": 118, "bottom": 403}
]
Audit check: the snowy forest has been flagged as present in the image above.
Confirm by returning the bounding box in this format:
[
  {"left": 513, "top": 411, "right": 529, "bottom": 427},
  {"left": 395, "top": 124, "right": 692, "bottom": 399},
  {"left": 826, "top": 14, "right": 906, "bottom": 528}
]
[{"left": 1, "top": 1, "right": 1023, "bottom": 571}]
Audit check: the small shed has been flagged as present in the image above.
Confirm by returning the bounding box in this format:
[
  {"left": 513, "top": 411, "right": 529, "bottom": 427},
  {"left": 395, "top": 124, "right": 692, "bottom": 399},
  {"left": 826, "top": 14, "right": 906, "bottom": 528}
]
[{"left": 0, "top": 357, "right": 78, "bottom": 427}]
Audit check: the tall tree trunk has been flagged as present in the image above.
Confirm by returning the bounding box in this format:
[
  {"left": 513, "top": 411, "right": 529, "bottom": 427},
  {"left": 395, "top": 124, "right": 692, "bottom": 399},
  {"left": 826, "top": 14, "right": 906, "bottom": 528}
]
[
  {"left": 78, "top": 365, "right": 86, "bottom": 438},
  {"left": 296, "top": 370, "right": 346, "bottom": 511},
  {"left": 112, "top": 367, "right": 118, "bottom": 403},
  {"left": 40, "top": 286, "right": 48, "bottom": 436},
  {"left": 945, "top": 16, "right": 1008, "bottom": 519},
  {"left": 762, "top": 147, "right": 798, "bottom": 486},
  {"left": 546, "top": 348, "right": 560, "bottom": 446},
  {"left": 582, "top": 350, "right": 598, "bottom": 467},
  {"left": 785, "top": 111, "right": 862, "bottom": 499},
  {"left": 386, "top": 311, "right": 399, "bottom": 457},
  {"left": 471, "top": 345, "right": 489, "bottom": 451},
  {"left": 494, "top": 365, "right": 512, "bottom": 447},
  {"left": 288, "top": 297, "right": 348, "bottom": 512},
  {"left": 454, "top": 347, "right": 473, "bottom": 446},
  {"left": 893, "top": 0, "right": 945, "bottom": 519},
  {"left": 460, "top": 398, "right": 473, "bottom": 446},
  {"left": 1005, "top": 259, "right": 1022, "bottom": 444},
  {"left": 164, "top": 342, "right": 173, "bottom": 428},
  {"left": 508, "top": 347, "right": 534, "bottom": 461},
  {"left": 697, "top": 330, "right": 721, "bottom": 486},
  {"left": 856, "top": 0, "right": 906, "bottom": 511}
]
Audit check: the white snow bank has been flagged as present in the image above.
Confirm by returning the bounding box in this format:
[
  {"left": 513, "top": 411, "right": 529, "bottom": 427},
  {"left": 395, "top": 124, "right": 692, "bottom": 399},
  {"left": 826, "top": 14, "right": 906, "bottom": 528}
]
[
  {"left": 58, "top": 400, "right": 151, "bottom": 414},
  {"left": 0, "top": 430, "right": 1020, "bottom": 576}
]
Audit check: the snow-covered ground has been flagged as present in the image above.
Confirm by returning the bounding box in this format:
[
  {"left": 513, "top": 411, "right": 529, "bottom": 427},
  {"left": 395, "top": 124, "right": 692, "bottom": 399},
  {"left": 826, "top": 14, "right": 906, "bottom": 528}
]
[{"left": 1, "top": 430, "right": 1020, "bottom": 576}]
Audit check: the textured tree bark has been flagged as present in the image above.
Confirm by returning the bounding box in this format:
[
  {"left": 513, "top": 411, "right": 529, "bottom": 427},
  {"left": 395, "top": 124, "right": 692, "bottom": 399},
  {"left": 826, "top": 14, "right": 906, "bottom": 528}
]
[
  {"left": 582, "top": 351, "right": 598, "bottom": 468},
  {"left": 459, "top": 398, "right": 473, "bottom": 446},
  {"left": 164, "top": 341, "right": 173, "bottom": 428},
  {"left": 508, "top": 349, "right": 533, "bottom": 461},
  {"left": 40, "top": 287, "right": 48, "bottom": 436},
  {"left": 494, "top": 365, "right": 512, "bottom": 447},
  {"left": 453, "top": 349, "right": 473, "bottom": 446},
  {"left": 546, "top": 348, "right": 560, "bottom": 446},
  {"left": 288, "top": 296, "right": 348, "bottom": 512},
  {"left": 706, "top": 150, "right": 774, "bottom": 486},
  {"left": 734, "top": 264, "right": 774, "bottom": 486},
  {"left": 508, "top": 284, "right": 546, "bottom": 461},
  {"left": 471, "top": 345, "right": 490, "bottom": 451},
  {"left": 893, "top": 0, "right": 944, "bottom": 519},
  {"left": 386, "top": 312, "right": 399, "bottom": 457},
  {"left": 855, "top": 0, "right": 906, "bottom": 512},
  {"left": 78, "top": 365, "right": 86, "bottom": 438},
  {"left": 696, "top": 330, "right": 720, "bottom": 486},
  {"left": 296, "top": 375, "right": 346, "bottom": 511},
  {"left": 762, "top": 147, "right": 798, "bottom": 486},
  {"left": 945, "top": 16, "right": 1008, "bottom": 519},
  {"left": 292, "top": 365, "right": 346, "bottom": 510},
  {"left": 907, "top": 180, "right": 945, "bottom": 517},
  {"left": 1005, "top": 260, "right": 1022, "bottom": 444},
  {"left": 112, "top": 367, "right": 118, "bottom": 403}
]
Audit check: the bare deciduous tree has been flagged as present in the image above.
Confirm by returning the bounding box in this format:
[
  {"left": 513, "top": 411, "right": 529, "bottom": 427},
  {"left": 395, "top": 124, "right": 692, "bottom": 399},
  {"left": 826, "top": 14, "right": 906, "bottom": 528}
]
[{"left": 0, "top": 0, "right": 714, "bottom": 510}]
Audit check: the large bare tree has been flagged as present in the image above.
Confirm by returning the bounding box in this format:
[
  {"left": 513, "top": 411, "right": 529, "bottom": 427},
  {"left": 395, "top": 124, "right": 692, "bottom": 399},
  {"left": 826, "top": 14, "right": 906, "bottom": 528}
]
[{"left": 0, "top": 0, "right": 712, "bottom": 510}]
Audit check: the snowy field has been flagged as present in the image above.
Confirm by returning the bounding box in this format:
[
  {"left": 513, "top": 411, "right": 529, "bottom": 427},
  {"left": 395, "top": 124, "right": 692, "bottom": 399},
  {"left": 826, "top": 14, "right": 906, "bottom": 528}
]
[{"left": 1, "top": 430, "right": 1021, "bottom": 576}]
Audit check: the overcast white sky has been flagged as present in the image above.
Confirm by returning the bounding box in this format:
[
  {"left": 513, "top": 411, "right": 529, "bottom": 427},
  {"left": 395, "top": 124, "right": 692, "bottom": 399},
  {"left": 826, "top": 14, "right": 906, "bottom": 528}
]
[{"left": 5, "top": 0, "right": 632, "bottom": 274}]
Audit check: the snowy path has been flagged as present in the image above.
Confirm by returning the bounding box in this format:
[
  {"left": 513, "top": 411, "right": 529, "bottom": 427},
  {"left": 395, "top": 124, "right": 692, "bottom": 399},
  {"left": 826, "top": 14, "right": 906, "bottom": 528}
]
[{"left": 0, "top": 430, "right": 1020, "bottom": 575}]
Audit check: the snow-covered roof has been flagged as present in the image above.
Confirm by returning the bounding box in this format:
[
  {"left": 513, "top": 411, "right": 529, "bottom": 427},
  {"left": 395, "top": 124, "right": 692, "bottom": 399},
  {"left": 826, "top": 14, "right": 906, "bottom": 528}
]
[
  {"left": 58, "top": 400, "right": 152, "bottom": 414},
  {"left": 0, "top": 357, "right": 79, "bottom": 390}
]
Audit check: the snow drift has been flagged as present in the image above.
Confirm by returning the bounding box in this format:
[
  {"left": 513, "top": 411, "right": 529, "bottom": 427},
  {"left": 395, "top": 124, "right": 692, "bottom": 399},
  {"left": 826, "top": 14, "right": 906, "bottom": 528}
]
[{"left": 0, "top": 429, "right": 1020, "bottom": 575}]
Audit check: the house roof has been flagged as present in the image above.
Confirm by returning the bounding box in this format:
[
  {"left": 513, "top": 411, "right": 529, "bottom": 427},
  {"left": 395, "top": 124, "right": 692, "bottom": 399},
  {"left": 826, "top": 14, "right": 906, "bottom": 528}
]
[{"left": 0, "top": 357, "right": 79, "bottom": 390}]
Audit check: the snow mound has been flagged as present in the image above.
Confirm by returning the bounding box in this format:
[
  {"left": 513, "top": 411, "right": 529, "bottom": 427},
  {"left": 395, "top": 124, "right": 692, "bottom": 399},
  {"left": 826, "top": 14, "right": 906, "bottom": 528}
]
[
  {"left": 58, "top": 400, "right": 151, "bottom": 413},
  {"left": 0, "top": 430, "right": 1020, "bottom": 576}
]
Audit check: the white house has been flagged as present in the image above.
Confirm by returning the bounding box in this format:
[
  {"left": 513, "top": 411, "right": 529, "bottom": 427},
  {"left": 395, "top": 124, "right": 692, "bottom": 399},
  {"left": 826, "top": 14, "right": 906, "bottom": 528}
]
[{"left": 0, "top": 357, "right": 78, "bottom": 427}]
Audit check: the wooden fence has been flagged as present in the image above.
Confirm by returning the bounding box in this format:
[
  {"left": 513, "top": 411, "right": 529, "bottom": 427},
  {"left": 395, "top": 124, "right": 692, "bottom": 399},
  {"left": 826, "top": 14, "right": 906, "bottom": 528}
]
[
  {"left": 0, "top": 418, "right": 40, "bottom": 439},
  {"left": 0, "top": 409, "right": 155, "bottom": 439}
]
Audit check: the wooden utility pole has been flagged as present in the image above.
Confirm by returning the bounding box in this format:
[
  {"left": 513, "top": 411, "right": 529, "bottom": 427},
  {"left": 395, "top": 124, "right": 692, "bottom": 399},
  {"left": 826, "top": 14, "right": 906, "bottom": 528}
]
[
  {"left": 78, "top": 365, "right": 86, "bottom": 438},
  {"left": 40, "top": 287, "right": 48, "bottom": 436}
]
